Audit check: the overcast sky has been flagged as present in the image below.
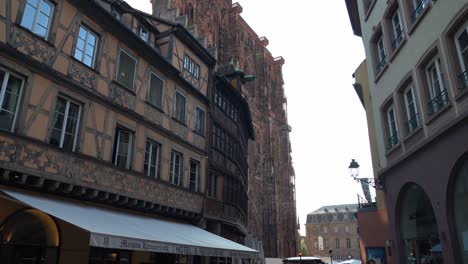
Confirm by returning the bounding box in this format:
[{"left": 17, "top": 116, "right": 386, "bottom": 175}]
[{"left": 126, "top": 0, "right": 372, "bottom": 236}]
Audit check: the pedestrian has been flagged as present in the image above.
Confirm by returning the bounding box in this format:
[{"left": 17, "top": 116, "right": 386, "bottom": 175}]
[{"left": 367, "top": 260, "right": 376, "bottom": 264}]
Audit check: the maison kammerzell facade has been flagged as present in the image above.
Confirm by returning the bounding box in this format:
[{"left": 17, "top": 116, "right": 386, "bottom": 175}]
[
  {"left": 0, "top": 0, "right": 262, "bottom": 263},
  {"left": 152, "top": 0, "right": 298, "bottom": 258}
]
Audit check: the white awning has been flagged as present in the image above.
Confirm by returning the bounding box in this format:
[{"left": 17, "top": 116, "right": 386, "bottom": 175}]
[{"left": 1, "top": 188, "right": 258, "bottom": 258}]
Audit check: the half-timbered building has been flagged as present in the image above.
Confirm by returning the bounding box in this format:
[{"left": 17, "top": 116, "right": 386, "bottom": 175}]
[{"left": 0, "top": 0, "right": 257, "bottom": 263}]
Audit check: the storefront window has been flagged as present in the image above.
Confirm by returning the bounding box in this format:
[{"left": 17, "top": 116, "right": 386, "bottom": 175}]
[
  {"left": 150, "top": 253, "right": 200, "bottom": 264},
  {"left": 399, "top": 184, "right": 443, "bottom": 264},
  {"left": 454, "top": 159, "right": 468, "bottom": 263},
  {"left": 0, "top": 209, "right": 59, "bottom": 264},
  {"left": 88, "top": 247, "right": 131, "bottom": 264}
]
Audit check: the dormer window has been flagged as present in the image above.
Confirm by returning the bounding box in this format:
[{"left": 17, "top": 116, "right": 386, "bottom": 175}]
[
  {"left": 138, "top": 25, "right": 149, "bottom": 43},
  {"left": 111, "top": 6, "right": 122, "bottom": 21}
]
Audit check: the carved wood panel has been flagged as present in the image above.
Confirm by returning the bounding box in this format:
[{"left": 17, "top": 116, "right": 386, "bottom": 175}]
[{"left": 0, "top": 132, "right": 203, "bottom": 212}]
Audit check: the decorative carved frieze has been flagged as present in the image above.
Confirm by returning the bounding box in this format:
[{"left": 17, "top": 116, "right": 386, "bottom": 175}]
[
  {"left": 145, "top": 104, "right": 164, "bottom": 126},
  {"left": 69, "top": 61, "right": 96, "bottom": 89},
  {"left": 0, "top": 133, "right": 203, "bottom": 213},
  {"left": 10, "top": 25, "right": 55, "bottom": 65},
  {"left": 110, "top": 82, "right": 136, "bottom": 110}
]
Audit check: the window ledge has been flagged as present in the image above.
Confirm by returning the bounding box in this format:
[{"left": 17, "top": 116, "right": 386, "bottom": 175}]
[
  {"left": 407, "top": 4, "right": 432, "bottom": 36},
  {"left": 145, "top": 101, "right": 165, "bottom": 113},
  {"left": 193, "top": 130, "right": 205, "bottom": 138},
  {"left": 70, "top": 56, "right": 100, "bottom": 75},
  {"left": 374, "top": 63, "right": 389, "bottom": 83},
  {"left": 171, "top": 117, "right": 187, "bottom": 127},
  {"left": 389, "top": 38, "right": 407, "bottom": 63},
  {"left": 454, "top": 86, "right": 468, "bottom": 102},
  {"left": 402, "top": 125, "right": 423, "bottom": 143},
  {"left": 111, "top": 80, "right": 136, "bottom": 96},
  {"left": 385, "top": 141, "right": 402, "bottom": 156},
  {"left": 424, "top": 102, "right": 452, "bottom": 126}
]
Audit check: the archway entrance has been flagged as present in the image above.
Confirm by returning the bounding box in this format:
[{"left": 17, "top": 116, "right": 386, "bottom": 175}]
[
  {"left": 0, "top": 209, "right": 59, "bottom": 264},
  {"left": 453, "top": 158, "right": 468, "bottom": 263},
  {"left": 398, "top": 184, "right": 443, "bottom": 264}
]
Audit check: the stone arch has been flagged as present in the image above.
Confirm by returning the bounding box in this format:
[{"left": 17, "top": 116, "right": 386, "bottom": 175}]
[
  {"left": 396, "top": 183, "right": 443, "bottom": 264},
  {"left": 0, "top": 209, "right": 60, "bottom": 264},
  {"left": 447, "top": 151, "right": 468, "bottom": 263}
]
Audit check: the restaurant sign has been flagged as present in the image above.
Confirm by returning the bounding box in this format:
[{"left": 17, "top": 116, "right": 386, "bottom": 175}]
[{"left": 90, "top": 234, "right": 257, "bottom": 258}]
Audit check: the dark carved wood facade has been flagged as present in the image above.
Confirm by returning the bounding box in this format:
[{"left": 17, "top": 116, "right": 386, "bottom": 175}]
[
  {"left": 205, "top": 64, "right": 254, "bottom": 243},
  {"left": 152, "top": 0, "right": 297, "bottom": 258}
]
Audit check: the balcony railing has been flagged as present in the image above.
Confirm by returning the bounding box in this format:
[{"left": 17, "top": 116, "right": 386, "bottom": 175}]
[
  {"left": 411, "top": 0, "right": 429, "bottom": 21},
  {"left": 407, "top": 113, "right": 420, "bottom": 132},
  {"left": 376, "top": 56, "right": 387, "bottom": 73},
  {"left": 459, "top": 70, "right": 468, "bottom": 89},
  {"left": 387, "top": 131, "right": 399, "bottom": 149},
  {"left": 392, "top": 30, "right": 405, "bottom": 50},
  {"left": 427, "top": 89, "right": 449, "bottom": 115},
  {"left": 357, "top": 194, "right": 376, "bottom": 210}
]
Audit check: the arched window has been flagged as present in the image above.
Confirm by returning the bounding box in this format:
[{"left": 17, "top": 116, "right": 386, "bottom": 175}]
[
  {"left": 0, "top": 209, "right": 59, "bottom": 264},
  {"left": 399, "top": 184, "right": 443, "bottom": 264},
  {"left": 453, "top": 159, "right": 468, "bottom": 263}
]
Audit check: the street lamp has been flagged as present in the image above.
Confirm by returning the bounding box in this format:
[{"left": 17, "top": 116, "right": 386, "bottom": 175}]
[
  {"left": 348, "top": 159, "right": 384, "bottom": 189},
  {"left": 328, "top": 249, "right": 333, "bottom": 264},
  {"left": 298, "top": 252, "right": 302, "bottom": 264}
]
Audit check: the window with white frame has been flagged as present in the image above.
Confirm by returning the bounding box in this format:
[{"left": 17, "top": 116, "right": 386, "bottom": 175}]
[
  {"left": 376, "top": 35, "right": 387, "bottom": 73},
  {"left": 138, "top": 25, "right": 149, "bottom": 42},
  {"left": 323, "top": 227, "right": 328, "bottom": 234},
  {"left": 404, "top": 86, "right": 419, "bottom": 131},
  {"left": 189, "top": 159, "right": 200, "bottom": 192},
  {"left": 194, "top": 107, "right": 205, "bottom": 135},
  {"left": 335, "top": 239, "right": 340, "bottom": 249},
  {"left": 345, "top": 226, "right": 350, "bottom": 233},
  {"left": 391, "top": 10, "right": 404, "bottom": 49},
  {"left": 113, "top": 127, "right": 133, "bottom": 169},
  {"left": 144, "top": 140, "right": 160, "bottom": 178},
  {"left": 116, "top": 50, "right": 137, "bottom": 89},
  {"left": 411, "top": 0, "right": 429, "bottom": 20},
  {"left": 209, "top": 257, "right": 232, "bottom": 264},
  {"left": 74, "top": 25, "right": 98, "bottom": 68},
  {"left": 194, "top": 64, "right": 200, "bottom": 79},
  {"left": 455, "top": 23, "right": 468, "bottom": 88},
  {"left": 174, "top": 92, "right": 186, "bottom": 123},
  {"left": 21, "top": 0, "right": 54, "bottom": 39},
  {"left": 183, "top": 54, "right": 200, "bottom": 79},
  {"left": 0, "top": 69, "right": 23, "bottom": 132},
  {"left": 386, "top": 105, "right": 399, "bottom": 148},
  {"left": 426, "top": 58, "right": 449, "bottom": 114},
  {"left": 169, "top": 150, "right": 182, "bottom": 186},
  {"left": 334, "top": 227, "right": 338, "bottom": 233},
  {"left": 50, "top": 97, "right": 81, "bottom": 152},
  {"left": 148, "top": 73, "right": 164, "bottom": 108}
]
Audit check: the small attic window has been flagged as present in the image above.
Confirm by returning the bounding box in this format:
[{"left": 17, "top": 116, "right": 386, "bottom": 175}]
[{"left": 111, "top": 6, "right": 122, "bottom": 21}]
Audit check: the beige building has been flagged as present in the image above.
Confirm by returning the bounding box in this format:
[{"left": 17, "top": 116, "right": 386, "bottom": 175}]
[
  {"left": 346, "top": 0, "right": 468, "bottom": 263},
  {"left": 305, "top": 204, "right": 360, "bottom": 262}
]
